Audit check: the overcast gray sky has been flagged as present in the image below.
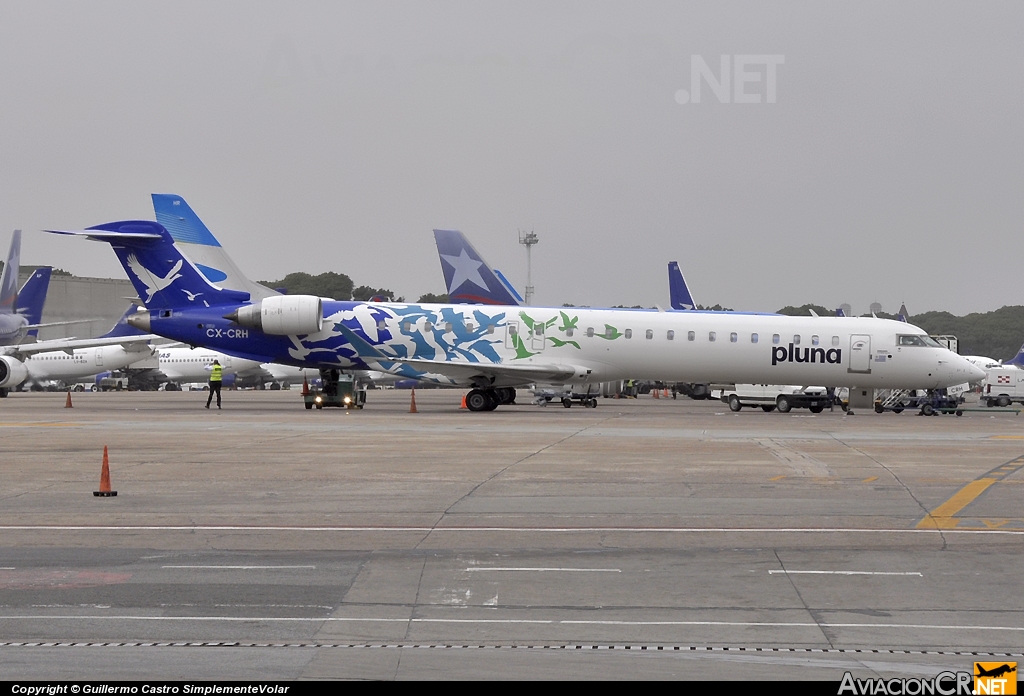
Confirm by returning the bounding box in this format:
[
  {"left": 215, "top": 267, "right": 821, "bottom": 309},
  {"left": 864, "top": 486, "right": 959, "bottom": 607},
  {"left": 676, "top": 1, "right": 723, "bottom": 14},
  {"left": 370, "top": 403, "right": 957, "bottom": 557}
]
[{"left": 1, "top": 1, "right": 1021, "bottom": 315}]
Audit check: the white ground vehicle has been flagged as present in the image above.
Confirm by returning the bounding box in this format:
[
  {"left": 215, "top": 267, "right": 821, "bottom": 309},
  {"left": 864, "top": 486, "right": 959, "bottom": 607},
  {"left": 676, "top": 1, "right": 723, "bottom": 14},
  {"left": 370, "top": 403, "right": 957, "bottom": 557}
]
[
  {"left": 720, "top": 384, "right": 832, "bottom": 413},
  {"left": 981, "top": 367, "right": 1024, "bottom": 407}
]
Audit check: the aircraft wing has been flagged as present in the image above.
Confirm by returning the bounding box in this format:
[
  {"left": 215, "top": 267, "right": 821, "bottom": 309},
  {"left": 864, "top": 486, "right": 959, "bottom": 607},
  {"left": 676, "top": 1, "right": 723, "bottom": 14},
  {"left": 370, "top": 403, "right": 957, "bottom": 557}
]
[
  {"left": 2, "top": 334, "right": 159, "bottom": 357},
  {"left": 336, "top": 324, "right": 589, "bottom": 385},
  {"left": 26, "top": 318, "right": 102, "bottom": 330},
  {"left": 374, "top": 356, "right": 583, "bottom": 384}
]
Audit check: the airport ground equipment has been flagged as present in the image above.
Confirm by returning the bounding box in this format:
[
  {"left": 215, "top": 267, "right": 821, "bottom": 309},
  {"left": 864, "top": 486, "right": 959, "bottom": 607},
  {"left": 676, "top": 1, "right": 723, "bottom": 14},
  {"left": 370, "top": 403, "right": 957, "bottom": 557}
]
[
  {"left": 303, "top": 369, "right": 365, "bottom": 410},
  {"left": 674, "top": 382, "right": 712, "bottom": 400},
  {"left": 874, "top": 389, "right": 963, "bottom": 416},
  {"left": 980, "top": 367, "right": 1024, "bottom": 407},
  {"left": 531, "top": 383, "right": 597, "bottom": 408},
  {"left": 720, "top": 384, "right": 832, "bottom": 413}
]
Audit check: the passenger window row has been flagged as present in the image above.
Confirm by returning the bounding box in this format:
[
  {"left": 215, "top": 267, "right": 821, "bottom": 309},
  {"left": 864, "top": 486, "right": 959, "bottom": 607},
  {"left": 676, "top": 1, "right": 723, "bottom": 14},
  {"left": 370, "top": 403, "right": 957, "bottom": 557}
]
[
  {"left": 389, "top": 319, "right": 841, "bottom": 349},
  {"left": 576, "top": 329, "right": 843, "bottom": 346}
]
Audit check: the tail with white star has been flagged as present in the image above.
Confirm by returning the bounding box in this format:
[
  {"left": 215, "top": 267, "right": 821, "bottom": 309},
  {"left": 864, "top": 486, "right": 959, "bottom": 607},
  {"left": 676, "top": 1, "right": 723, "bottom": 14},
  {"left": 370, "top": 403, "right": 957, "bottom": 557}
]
[{"left": 432, "top": 229, "right": 523, "bottom": 306}]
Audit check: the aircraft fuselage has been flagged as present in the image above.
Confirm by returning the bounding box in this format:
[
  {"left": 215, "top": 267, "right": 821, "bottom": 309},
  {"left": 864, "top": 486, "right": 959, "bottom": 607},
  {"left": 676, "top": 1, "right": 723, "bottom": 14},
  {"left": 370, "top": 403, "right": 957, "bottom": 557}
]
[{"left": 133, "top": 301, "right": 983, "bottom": 390}]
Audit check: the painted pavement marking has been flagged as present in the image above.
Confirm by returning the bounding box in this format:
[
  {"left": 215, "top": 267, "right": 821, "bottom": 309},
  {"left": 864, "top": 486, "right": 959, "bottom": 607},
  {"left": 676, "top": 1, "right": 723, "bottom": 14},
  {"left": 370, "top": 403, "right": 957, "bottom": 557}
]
[{"left": 917, "top": 454, "right": 1024, "bottom": 530}]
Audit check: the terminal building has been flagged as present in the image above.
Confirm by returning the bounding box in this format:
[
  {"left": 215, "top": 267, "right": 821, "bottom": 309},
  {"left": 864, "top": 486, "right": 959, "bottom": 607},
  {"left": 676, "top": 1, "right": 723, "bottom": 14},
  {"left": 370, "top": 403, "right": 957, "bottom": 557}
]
[{"left": 18, "top": 270, "right": 136, "bottom": 341}]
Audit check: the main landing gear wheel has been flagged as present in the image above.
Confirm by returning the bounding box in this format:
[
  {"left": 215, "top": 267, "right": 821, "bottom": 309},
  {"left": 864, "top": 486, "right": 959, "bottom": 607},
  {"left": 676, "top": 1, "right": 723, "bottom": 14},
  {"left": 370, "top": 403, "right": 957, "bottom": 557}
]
[
  {"left": 495, "top": 387, "right": 517, "bottom": 405},
  {"left": 466, "top": 389, "right": 498, "bottom": 412}
]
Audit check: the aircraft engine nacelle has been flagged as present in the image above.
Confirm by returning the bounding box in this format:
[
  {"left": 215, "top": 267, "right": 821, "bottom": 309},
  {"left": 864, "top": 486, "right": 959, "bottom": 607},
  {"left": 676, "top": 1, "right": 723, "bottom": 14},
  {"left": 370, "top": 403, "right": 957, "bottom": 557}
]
[
  {"left": 228, "top": 295, "right": 323, "bottom": 335},
  {"left": 0, "top": 356, "right": 29, "bottom": 388}
]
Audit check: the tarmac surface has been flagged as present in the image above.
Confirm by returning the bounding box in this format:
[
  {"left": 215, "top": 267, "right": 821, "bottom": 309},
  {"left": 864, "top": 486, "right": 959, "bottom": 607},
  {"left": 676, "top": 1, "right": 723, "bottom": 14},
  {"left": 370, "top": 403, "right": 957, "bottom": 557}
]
[{"left": 0, "top": 388, "right": 1021, "bottom": 680}]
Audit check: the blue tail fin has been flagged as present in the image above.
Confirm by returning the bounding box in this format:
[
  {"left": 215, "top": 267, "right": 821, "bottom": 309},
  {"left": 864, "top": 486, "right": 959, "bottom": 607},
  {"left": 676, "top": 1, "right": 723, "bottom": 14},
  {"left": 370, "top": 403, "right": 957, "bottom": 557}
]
[
  {"left": 100, "top": 305, "right": 150, "bottom": 339},
  {"left": 897, "top": 303, "right": 909, "bottom": 323},
  {"left": 836, "top": 307, "right": 846, "bottom": 317},
  {"left": 0, "top": 230, "right": 21, "bottom": 315},
  {"left": 152, "top": 194, "right": 277, "bottom": 301},
  {"left": 16, "top": 267, "right": 51, "bottom": 337},
  {"left": 47, "top": 220, "right": 250, "bottom": 310},
  {"left": 1006, "top": 342, "right": 1024, "bottom": 368},
  {"left": 433, "top": 229, "right": 523, "bottom": 306},
  {"left": 668, "top": 261, "right": 697, "bottom": 310}
]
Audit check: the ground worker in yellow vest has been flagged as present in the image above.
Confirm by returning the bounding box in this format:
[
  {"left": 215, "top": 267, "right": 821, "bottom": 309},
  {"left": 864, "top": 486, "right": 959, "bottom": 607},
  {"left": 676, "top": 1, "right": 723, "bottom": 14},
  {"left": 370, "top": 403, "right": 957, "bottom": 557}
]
[{"left": 205, "top": 359, "right": 223, "bottom": 409}]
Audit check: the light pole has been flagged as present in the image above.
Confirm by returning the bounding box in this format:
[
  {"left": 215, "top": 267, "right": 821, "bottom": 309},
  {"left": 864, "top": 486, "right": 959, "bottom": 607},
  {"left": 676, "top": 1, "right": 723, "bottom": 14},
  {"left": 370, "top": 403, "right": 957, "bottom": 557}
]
[{"left": 518, "top": 230, "right": 538, "bottom": 305}]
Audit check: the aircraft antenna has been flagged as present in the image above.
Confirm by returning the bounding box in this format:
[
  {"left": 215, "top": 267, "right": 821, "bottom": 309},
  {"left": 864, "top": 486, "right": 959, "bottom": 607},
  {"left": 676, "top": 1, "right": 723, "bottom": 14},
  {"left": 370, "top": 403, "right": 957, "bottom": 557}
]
[{"left": 518, "top": 230, "right": 539, "bottom": 305}]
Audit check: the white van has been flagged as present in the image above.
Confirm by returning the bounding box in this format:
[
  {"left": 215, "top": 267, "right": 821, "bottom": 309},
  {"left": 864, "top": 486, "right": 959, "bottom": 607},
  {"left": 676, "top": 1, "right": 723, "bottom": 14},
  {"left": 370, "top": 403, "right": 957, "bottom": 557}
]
[
  {"left": 981, "top": 367, "right": 1024, "bottom": 407},
  {"left": 720, "top": 384, "right": 831, "bottom": 413}
]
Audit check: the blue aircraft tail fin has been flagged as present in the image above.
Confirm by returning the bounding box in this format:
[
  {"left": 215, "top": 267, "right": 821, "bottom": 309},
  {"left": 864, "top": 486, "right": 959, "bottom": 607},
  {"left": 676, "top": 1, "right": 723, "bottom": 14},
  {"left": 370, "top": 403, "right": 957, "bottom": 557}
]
[
  {"left": 16, "top": 267, "right": 51, "bottom": 337},
  {"left": 47, "top": 221, "right": 250, "bottom": 310},
  {"left": 836, "top": 307, "right": 846, "bottom": 317},
  {"left": 668, "top": 261, "right": 697, "bottom": 310},
  {"left": 433, "top": 229, "right": 523, "bottom": 306},
  {"left": 152, "top": 194, "right": 278, "bottom": 301},
  {"left": 1006, "top": 342, "right": 1024, "bottom": 368},
  {"left": 897, "top": 303, "right": 909, "bottom": 323},
  {"left": 0, "top": 230, "right": 22, "bottom": 315},
  {"left": 100, "top": 305, "right": 150, "bottom": 339}
]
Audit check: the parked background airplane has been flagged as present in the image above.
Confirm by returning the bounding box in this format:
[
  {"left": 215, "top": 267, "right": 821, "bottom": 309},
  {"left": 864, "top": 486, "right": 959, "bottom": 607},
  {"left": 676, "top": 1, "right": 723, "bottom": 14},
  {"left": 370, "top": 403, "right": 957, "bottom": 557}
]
[
  {"left": 50, "top": 217, "right": 985, "bottom": 411},
  {"left": 0, "top": 231, "right": 56, "bottom": 345},
  {"left": 0, "top": 266, "right": 52, "bottom": 346},
  {"left": 0, "top": 306, "right": 156, "bottom": 393}
]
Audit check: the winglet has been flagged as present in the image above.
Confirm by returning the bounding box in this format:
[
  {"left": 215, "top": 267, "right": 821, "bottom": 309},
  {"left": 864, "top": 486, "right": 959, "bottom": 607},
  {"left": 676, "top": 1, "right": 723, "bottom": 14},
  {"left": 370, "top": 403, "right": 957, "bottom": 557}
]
[
  {"left": 0, "top": 230, "right": 22, "bottom": 314},
  {"left": 16, "top": 267, "right": 51, "bottom": 336}
]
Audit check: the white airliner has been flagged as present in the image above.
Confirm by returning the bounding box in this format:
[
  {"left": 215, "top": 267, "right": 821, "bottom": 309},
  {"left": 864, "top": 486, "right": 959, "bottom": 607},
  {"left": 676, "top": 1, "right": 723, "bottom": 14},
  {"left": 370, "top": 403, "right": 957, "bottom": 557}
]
[
  {"left": 53, "top": 202, "right": 987, "bottom": 412},
  {"left": 9, "top": 342, "right": 156, "bottom": 391},
  {"left": 140, "top": 346, "right": 265, "bottom": 390}
]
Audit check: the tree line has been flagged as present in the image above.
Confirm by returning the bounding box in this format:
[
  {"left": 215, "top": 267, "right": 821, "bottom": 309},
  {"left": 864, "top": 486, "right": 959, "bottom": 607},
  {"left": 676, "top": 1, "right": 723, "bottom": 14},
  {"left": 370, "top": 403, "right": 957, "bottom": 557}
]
[{"left": 258, "top": 271, "right": 447, "bottom": 304}]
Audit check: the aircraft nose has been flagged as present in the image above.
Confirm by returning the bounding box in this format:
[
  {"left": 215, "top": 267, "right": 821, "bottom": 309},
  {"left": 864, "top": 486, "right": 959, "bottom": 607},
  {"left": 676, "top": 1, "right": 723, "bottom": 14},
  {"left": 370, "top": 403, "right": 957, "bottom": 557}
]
[{"left": 969, "top": 361, "right": 987, "bottom": 382}]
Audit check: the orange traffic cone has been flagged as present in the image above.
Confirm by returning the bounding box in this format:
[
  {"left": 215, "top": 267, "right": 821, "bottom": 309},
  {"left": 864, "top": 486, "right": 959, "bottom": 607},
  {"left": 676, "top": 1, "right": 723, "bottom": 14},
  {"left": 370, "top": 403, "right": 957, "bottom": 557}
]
[
  {"left": 663, "top": 389, "right": 669, "bottom": 398},
  {"left": 65, "top": 391, "right": 73, "bottom": 408},
  {"left": 653, "top": 389, "right": 660, "bottom": 399},
  {"left": 94, "top": 446, "right": 117, "bottom": 497},
  {"left": 460, "top": 393, "right": 468, "bottom": 409},
  {"left": 301, "top": 379, "right": 309, "bottom": 396},
  {"left": 409, "top": 388, "right": 418, "bottom": 413}
]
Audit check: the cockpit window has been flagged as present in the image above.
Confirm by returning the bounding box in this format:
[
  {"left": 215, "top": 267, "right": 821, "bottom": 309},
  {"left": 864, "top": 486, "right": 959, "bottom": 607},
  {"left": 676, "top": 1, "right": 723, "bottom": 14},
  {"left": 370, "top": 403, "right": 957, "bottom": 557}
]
[{"left": 897, "top": 334, "right": 935, "bottom": 347}]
